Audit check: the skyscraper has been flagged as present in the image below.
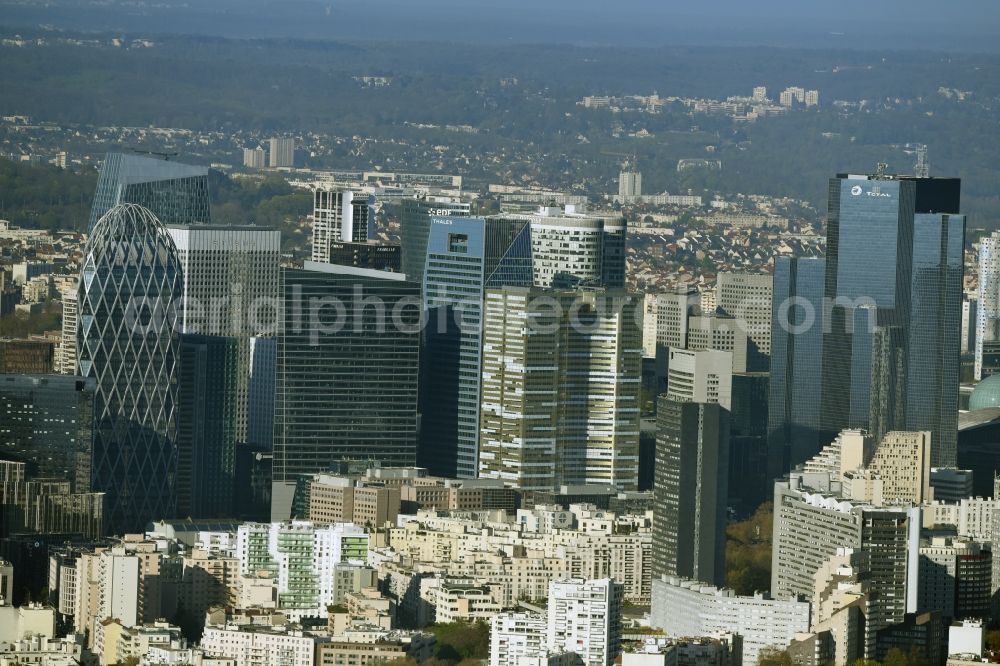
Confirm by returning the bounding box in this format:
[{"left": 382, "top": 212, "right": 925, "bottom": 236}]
[
  {"left": 268, "top": 138, "right": 295, "bottom": 168},
  {"left": 717, "top": 272, "right": 774, "bottom": 370},
  {"left": 243, "top": 147, "right": 266, "bottom": 169},
  {"left": 768, "top": 256, "right": 827, "bottom": 475},
  {"left": 176, "top": 334, "right": 239, "bottom": 518},
  {"left": 88, "top": 152, "right": 210, "bottom": 230},
  {"left": 528, "top": 207, "right": 626, "bottom": 288},
  {"left": 247, "top": 337, "right": 277, "bottom": 450},
  {"left": 976, "top": 231, "right": 1000, "bottom": 380},
  {"left": 273, "top": 262, "right": 421, "bottom": 518},
  {"left": 478, "top": 287, "right": 642, "bottom": 491},
  {"left": 618, "top": 164, "right": 642, "bottom": 200},
  {"left": 78, "top": 204, "right": 183, "bottom": 533},
  {"left": 653, "top": 348, "right": 732, "bottom": 586},
  {"left": 399, "top": 196, "right": 472, "bottom": 289},
  {"left": 419, "top": 216, "right": 533, "bottom": 479},
  {"left": 58, "top": 290, "right": 78, "bottom": 374},
  {"left": 166, "top": 225, "right": 281, "bottom": 444},
  {"left": 821, "top": 173, "right": 963, "bottom": 467},
  {"left": 311, "top": 189, "right": 374, "bottom": 263}
]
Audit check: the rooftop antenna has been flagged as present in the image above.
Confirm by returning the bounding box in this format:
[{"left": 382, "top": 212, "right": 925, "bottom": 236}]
[
  {"left": 915, "top": 144, "right": 930, "bottom": 178},
  {"left": 875, "top": 162, "right": 889, "bottom": 179}
]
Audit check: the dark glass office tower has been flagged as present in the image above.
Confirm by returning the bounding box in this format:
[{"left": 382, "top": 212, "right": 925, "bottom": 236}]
[
  {"left": 78, "top": 204, "right": 183, "bottom": 534},
  {"left": 906, "top": 211, "right": 965, "bottom": 466},
  {"left": 89, "top": 152, "right": 211, "bottom": 230},
  {"left": 769, "top": 173, "right": 965, "bottom": 472},
  {"left": 767, "top": 256, "right": 827, "bottom": 476},
  {"left": 653, "top": 396, "right": 729, "bottom": 586},
  {"left": 273, "top": 263, "right": 420, "bottom": 516},
  {"left": 0, "top": 374, "right": 96, "bottom": 489},
  {"left": 419, "top": 216, "right": 533, "bottom": 478},
  {"left": 176, "top": 334, "right": 239, "bottom": 518}
]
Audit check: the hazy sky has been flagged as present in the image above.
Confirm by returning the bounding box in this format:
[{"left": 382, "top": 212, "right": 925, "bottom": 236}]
[{"left": 4, "top": 0, "right": 1000, "bottom": 51}]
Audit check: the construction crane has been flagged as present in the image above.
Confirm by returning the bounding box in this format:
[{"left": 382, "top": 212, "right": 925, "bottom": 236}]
[{"left": 126, "top": 147, "right": 179, "bottom": 161}]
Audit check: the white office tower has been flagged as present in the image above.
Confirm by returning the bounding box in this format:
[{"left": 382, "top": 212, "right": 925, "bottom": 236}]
[
  {"left": 618, "top": 168, "right": 642, "bottom": 200},
  {"left": 977, "top": 230, "right": 1000, "bottom": 379},
  {"left": 752, "top": 86, "right": 768, "bottom": 102},
  {"left": 166, "top": 225, "right": 281, "bottom": 443},
  {"left": 716, "top": 271, "right": 774, "bottom": 359},
  {"left": 58, "top": 289, "right": 78, "bottom": 374},
  {"left": 665, "top": 348, "right": 733, "bottom": 409},
  {"left": 547, "top": 579, "right": 622, "bottom": 666},
  {"left": 311, "top": 188, "right": 374, "bottom": 262},
  {"left": 641, "top": 293, "right": 658, "bottom": 358},
  {"left": 243, "top": 147, "right": 266, "bottom": 169},
  {"left": 268, "top": 137, "right": 295, "bottom": 168},
  {"left": 650, "top": 577, "right": 809, "bottom": 664}
]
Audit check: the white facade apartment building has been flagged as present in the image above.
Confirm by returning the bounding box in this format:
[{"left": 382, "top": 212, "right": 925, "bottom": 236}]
[
  {"left": 311, "top": 189, "right": 374, "bottom": 262},
  {"left": 977, "top": 229, "right": 1000, "bottom": 380},
  {"left": 491, "top": 613, "right": 550, "bottom": 666},
  {"left": 201, "top": 625, "right": 323, "bottom": 666},
  {"left": 547, "top": 579, "right": 622, "bottom": 666},
  {"left": 650, "top": 576, "right": 809, "bottom": 664}
]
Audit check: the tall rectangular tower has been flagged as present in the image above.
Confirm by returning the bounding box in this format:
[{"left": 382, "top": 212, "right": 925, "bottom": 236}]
[
  {"left": 419, "top": 216, "right": 533, "bottom": 479},
  {"left": 273, "top": 263, "right": 421, "bottom": 517},
  {"left": 166, "top": 225, "right": 282, "bottom": 445},
  {"left": 312, "top": 189, "right": 374, "bottom": 263},
  {"left": 478, "top": 287, "right": 642, "bottom": 491},
  {"left": 400, "top": 196, "right": 472, "bottom": 288}
]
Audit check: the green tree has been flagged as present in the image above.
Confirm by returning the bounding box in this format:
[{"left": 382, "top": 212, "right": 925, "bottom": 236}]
[
  {"left": 726, "top": 502, "right": 773, "bottom": 595},
  {"left": 756, "top": 648, "right": 792, "bottom": 666}
]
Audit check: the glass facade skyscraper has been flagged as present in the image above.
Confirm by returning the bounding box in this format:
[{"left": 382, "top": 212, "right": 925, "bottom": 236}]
[
  {"left": 400, "top": 196, "right": 472, "bottom": 288},
  {"left": 771, "top": 174, "right": 964, "bottom": 473},
  {"left": 273, "top": 262, "right": 421, "bottom": 516},
  {"left": 77, "top": 203, "right": 183, "bottom": 534},
  {"left": 419, "top": 216, "right": 533, "bottom": 478},
  {"left": 767, "top": 256, "right": 827, "bottom": 475},
  {"left": 0, "top": 374, "right": 96, "bottom": 489},
  {"left": 176, "top": 334, "right": 239, "bottom": 518},
  {"left": 89, "top": 152, "right": 211, "bottom": 230}
]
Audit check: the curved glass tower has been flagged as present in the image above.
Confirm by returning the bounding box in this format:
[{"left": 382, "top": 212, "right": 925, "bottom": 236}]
[{"left": 78, "top": 203, "right": 183, "bottom": 534}]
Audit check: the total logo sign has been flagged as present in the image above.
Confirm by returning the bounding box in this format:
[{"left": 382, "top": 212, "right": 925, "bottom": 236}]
[{"left": 850, "top": 184, "right": 891, "bottom": 198}]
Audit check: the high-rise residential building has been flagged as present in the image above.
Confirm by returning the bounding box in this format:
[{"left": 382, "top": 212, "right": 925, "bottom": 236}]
[
  {"left": 311, "top": 189, "right": 374, "bottom": 263},
  {"left": 716, "top": 272, "right": 773, "bottom": 370},
  {"left": 478, "top": 287, "right": 642, "bottom": 491},
  {"left": 176, "top": 334, "right": 239, "bottom": 518},
  {"left": 863, "top": 431, "right": 933, "bottom": 506},
  {"left": 235, "top": 521, "right": 368, "bottom": 612},
  {"left": 419, "top": 216, "right": 533, "bottom": 479},
  {"left": 752, "top": 86, "right": 768, "bottom": 102},
  {"left": 243, "top": 147, "right": 266, "bottom": 169},
  {"left": 58, "top": 290, "right": 78, "bottom": 374},
  {"left": 618, "top": 168, "right": 642, "bottom": 199},
  {"left": 268, "top": 137, "right": 295, "bottom": 168},
  {"left": 0, "top": 374, "right": 96, "bottom": 488},
  {"left": 528, "top": 206, "right": 627, "bottom": 289},
  {"left": 653, "top": 397, "right": 729, "bottom": 586},
  {"left": 977, "top": 233, "right": 1000, "bottom": 380},
  {"left": 78, "top": 203, "right": 183, "bottom": 534},
  {"left": 771, "top": 473, "right": 920, "bottom": 649},
  {"left": 547, "top": 579, "right": 623, "bottom": 666},
  {"left": 399, "top": 196, "right": 472, "bottom": 289},
  {"left": 88, "top": 152, "right": 210, "bottom": 230},
  {"left": 273, "top": 263, "right": 420, "bottom": 519},
  {"left": 166, "top": 225, "right": 281, "bottom": 444},
  {"left": 804, "top": 90, "right": 820, "bottom": 107}
]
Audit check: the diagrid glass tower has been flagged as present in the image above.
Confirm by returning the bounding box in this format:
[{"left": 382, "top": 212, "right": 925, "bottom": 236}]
[{"left": 77, "top": 203, "right": 183, "bottom": 534}]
